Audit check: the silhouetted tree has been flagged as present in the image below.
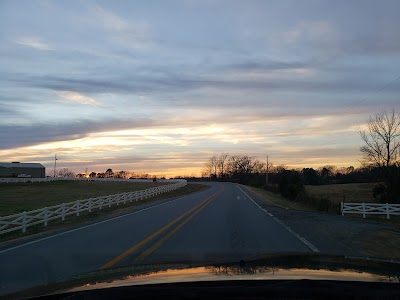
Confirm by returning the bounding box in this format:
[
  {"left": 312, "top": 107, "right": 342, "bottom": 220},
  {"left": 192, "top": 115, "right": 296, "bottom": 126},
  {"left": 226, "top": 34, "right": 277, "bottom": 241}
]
[
  {"left": 105, "top": 168, "right": 114, "bottom": 178},
  {"left": 217, "top": 153, "right": 229, "bottom": 178},
  {"left": 279, "top": 170, "right": 304, "bottom": 200},
  {"left": 301, "top": 168, "right": 320, "bottom": 185},
  {"left": 358, "top": 110, "right": 400, "bottom": 202},
  {"left": 203, "top": 156, "right": 219, "bottom": 179},
  {"left": 319, "top": 166, "right": 334, "bottom": 184},
  {"left": 57, "top": 168, "right": 75, "bottom": 178},
  {"left": 359, "top": 110, "right": 400, "bottom": 168},
  {"left": 115, "top": 170, "right": 129, "bottom": 179}
]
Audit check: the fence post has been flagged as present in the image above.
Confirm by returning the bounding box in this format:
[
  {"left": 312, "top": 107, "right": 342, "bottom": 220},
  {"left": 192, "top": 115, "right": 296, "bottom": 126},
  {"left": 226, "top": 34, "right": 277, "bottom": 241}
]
[
  {"left": 386, "top": 203, "right": 390, "bottom": 219},
  {"left": 362, "top": 203, "right": 366, "bottom": 218},
  {"left": 44, "top": 207, "right": 48, "bottom": 226},
  {"left": 340, "top": 202, "right": 344, "bottom": 216},
  {"left": 61, "top": 203, "right": 66, "bottom": 220},
  {"left": 76, "top": 200, "right": 80, "bottom": 216},
  {"left": 22, "top": 211, "right": 27, "bottom": 233},
  {"left": 88, "top": 199, "right": 92, "bottom": 213}
]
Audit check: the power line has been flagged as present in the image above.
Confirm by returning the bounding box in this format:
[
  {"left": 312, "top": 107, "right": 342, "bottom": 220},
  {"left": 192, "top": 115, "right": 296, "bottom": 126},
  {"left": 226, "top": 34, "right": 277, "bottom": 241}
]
[{"left": 346, "top": 74, "right": 400, "bottom": 111}]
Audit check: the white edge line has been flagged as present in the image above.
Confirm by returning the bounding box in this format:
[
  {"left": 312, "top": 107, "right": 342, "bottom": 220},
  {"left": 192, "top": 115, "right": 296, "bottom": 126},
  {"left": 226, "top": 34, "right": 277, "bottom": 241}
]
[
  {"left": 0, "top": 187, "right": 212, "bottom": 255},
  {"left": 237, "top": 185, "right": 319, "bottom": 253}
]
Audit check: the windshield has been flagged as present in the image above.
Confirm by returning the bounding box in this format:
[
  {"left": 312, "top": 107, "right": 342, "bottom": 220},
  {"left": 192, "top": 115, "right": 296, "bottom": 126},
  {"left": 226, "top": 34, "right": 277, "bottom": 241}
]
[{"left": 1, "top": 0, "right": 399, "bottom": 298}]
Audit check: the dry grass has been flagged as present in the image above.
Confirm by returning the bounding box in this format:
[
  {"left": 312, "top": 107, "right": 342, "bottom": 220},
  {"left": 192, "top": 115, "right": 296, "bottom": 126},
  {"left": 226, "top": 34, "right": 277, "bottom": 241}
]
[
  {"left": 0, "top": 183, "right": 210, "bottom": 243},
  {"left": 305, "top": 183, "right": 375, "bottom": 204},
  {"left": 244, "top": 186, "right": 318, "bottom": 211}
]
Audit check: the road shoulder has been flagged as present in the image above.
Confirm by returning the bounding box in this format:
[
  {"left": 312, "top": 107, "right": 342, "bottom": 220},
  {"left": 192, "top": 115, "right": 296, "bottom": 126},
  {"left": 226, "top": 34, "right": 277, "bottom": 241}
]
[{"left": 240, "top": 185, "right": 400, "bottom": 261}]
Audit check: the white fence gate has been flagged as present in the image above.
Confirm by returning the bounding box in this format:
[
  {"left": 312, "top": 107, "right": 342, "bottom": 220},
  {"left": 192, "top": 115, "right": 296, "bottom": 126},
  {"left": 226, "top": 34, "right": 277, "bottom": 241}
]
[
  {"left": 0, "top": 180, "right": 187, "bottom": 235},
  {"left": 340, "top": 202, "right": 400, "bottom": 219}
]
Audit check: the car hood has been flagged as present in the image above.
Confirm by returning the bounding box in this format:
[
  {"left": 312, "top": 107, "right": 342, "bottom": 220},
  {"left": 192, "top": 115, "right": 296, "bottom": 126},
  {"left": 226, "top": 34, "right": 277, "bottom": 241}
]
[
  {"left": 11, "top": 254, "right": 400, "bottom": 299},
  {"left": 72, "top": 254, "right": 400, "bottom": 289}
]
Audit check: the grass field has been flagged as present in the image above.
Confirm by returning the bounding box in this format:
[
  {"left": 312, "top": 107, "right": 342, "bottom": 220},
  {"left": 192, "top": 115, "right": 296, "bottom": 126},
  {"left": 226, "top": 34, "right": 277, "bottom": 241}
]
[
  {"left": 305, "top": 183, "right": 375, "bottom": 204},
  {"left": 0, "top": 183, "right": 209, "bottom": 242},
  {"left": 246, "top": 186, "right": 317, "bottom": 211},
  {"left": 0, "top": 181, "right": 170, "bottom": 215},
  {"left": 246, "top": 185, "right": 399, "bottom": 223},
  {"left": 247, "top": 182, "right": 377, "bottom": 213}
]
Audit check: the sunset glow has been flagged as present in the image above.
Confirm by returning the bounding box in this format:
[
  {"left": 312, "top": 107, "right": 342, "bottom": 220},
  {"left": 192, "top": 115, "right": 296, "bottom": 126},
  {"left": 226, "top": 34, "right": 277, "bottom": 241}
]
[{"left": 1, "top": 1, "right": 399, "bottom": 176}]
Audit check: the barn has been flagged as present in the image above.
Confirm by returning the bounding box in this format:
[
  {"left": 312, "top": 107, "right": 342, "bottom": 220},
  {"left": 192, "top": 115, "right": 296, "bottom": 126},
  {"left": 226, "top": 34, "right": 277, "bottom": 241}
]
[{"left": 0, "top": 162, "right": 46, "bottom": 178}]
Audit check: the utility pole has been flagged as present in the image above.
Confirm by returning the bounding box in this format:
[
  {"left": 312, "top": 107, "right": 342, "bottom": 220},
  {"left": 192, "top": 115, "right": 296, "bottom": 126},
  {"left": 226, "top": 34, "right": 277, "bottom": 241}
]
[
  {"left": 54, "top": 154, "right": 58, "bottom": 177},
  {"left": 266, "top": 155, "right": 269, "bottom": 185}
]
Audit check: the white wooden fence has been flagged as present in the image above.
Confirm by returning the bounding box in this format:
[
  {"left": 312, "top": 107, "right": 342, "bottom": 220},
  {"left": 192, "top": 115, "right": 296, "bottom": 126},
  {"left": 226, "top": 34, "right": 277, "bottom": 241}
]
[
  {"left": 340, "top": 202, "right": 400, "bottom": 219},
  {"left": 0, "top": 177, "right": 160, "bottom": 184},
  {"left": 0, "top": 180, "right": 187, "bottom": 235}
]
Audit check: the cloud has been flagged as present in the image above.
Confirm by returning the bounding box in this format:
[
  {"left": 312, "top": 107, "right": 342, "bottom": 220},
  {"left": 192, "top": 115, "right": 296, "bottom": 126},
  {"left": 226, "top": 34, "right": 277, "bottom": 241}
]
[
  {"left": 91, "top": 4, "right": 129, "bottom": 31},
  {"left": 2, "top": 1, "right": 399, "bottom": 176},
  {"left": 15, "top": 36, "right": 53, "bottom": 50},
  {"left": 231, "top": 60, "right": 313, "bottom": 72},
  {"left": 0, "top": 104, "right": 20, "bottom": 117},
  {"left": 273, "top": 18, "right": 400, "bottom": 57},
  {"left": 56, "top": 91, "right": 102, "bottom": 106},
  {"left": 20, "top": 69, "right": 399, "bottom": 99},
  {"left": 89, "top": 3, "right": 152, "bottom": 50},
  {"left": 0, "top": 104, "right": 367, "bottom": 151},
  {"left": 0, "top": 117, "right": 161, "bottom": 149},
  {"left": 283, "top": 21, "right": 339, "bottom": 47}
]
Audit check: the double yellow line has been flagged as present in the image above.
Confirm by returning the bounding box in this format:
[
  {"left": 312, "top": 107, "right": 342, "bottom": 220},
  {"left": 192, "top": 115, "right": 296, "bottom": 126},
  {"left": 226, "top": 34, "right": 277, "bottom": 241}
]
[{"left": 100, "top": 187, "right": 224, "bottom": 269}]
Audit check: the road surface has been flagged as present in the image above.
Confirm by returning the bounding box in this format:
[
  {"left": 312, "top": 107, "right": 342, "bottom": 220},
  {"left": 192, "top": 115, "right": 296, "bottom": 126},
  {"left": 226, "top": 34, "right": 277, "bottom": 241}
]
[{"left": 0, "top": 182, "right": 315, "bottom": 296}]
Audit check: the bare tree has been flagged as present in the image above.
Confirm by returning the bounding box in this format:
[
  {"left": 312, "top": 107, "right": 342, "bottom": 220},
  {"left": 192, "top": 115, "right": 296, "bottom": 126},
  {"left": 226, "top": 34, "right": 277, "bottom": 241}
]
[
  {"left": 203, "top": 155, "right": 219, "bottom": 178},
  {"left": 217, "top": 153, "right": 229, "bottom": 178},
  {"left": 228, "top": 155, "right": 256, "bottom": 175},
  {"left": 359, "top": 110, "right": 400, "bottom": 168},
  {"left": 211, "top": 156, "right": 218, "bottom": 177},
  {"left": 359, "top": 110, "right": 400, "bottom": 202},
  {"left": 203, "top": 161, "right": 213, "bottom": 178},
  {"left": 115, "top": 170, "right": 129, "bottom": 179},
  {"left": 57, "top": 168, "right": 75, "bottom": 178},
  {"left": 252, "top": 159, "right": 266, "bottom": 174}
]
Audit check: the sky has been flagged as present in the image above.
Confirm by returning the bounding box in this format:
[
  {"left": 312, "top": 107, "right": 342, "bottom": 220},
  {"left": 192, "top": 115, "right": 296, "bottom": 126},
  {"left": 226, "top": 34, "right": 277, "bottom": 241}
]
[{"left": 1, "top": 0, "right": 399, "bottom": 177}]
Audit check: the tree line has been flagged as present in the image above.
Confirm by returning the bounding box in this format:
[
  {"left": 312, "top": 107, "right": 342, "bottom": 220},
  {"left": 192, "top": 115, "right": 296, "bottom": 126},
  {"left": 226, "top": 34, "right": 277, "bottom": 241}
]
[
  {"left": 203, "top": 154, "right": 399, "bottom": 205},
  {"left": 203, "top": 155, "right": 383, "bottom": 185},
  {"left": 53, "top": 168, "right": 162, "bottom": 180},
  {"left": 202, "top": 153, "right": 265, "bottom": 180},
  {"left": 202, "top": 110, "right": 400, "bottom": 204}
]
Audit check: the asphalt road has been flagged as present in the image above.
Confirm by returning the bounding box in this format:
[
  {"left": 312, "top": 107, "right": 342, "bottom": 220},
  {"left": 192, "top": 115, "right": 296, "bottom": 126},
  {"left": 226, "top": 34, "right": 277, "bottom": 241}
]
[{"left": 0, "top": 182, "right": 315, "bottom": 296}]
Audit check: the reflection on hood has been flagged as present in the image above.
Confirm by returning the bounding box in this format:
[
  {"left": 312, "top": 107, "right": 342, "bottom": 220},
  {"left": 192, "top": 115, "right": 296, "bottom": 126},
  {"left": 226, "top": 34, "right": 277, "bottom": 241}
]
[{"left": 9, "top": 254, "right": 400, "bottom": 299}]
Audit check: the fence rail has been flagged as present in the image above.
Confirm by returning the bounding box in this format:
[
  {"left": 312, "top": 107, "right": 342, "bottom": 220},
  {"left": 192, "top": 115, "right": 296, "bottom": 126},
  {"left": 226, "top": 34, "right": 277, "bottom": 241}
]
[
  {"left": 0, "top": 180, "right": 187, "bottom": 235},
  {"left": 340, "top": 202, "right": 400, "bottom": 219},
  {"left": 0, "top": 177, "right": 165, "bottom": 184}
]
